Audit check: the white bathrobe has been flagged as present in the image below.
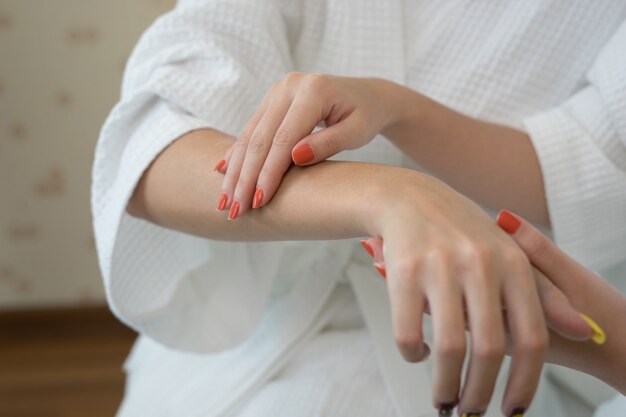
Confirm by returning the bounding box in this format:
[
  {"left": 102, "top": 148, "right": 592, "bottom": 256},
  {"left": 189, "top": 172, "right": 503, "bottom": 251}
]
[{"left": 91, "top": 1, "right": 626, "bottom": 416}]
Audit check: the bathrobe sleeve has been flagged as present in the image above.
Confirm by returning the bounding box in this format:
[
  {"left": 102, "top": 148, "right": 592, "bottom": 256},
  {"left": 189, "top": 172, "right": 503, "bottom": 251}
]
[
  {"left": 523, "top": 20, "right": 626, "bottom": 271},
  {"left": 91, "top": 0, "right": 302, "bottom": 352}
]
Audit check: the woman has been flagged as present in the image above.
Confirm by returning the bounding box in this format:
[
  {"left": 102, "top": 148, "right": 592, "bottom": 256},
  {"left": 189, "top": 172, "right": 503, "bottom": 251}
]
[{"left": 92, "top": 1, "right": 626, "bottom": 416}]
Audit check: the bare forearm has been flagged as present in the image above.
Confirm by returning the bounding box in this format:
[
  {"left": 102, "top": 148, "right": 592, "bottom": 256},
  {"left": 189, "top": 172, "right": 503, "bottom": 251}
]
[
  {"left": 382, "top": 83, "right": 549, "bottom": 225},
  {"left": 128, "top": 129, "right": 406, "bottom": 241},
  {"left": 547, "top": 284, "right": 626, "bottom": 394}
]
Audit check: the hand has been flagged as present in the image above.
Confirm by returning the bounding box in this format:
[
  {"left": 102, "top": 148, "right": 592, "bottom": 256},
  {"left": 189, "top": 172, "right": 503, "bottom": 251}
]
[
  {"left": 358, "top": 175, "right": 552, "bottom": 417},
  {"left": 495, "top": 210, "right": 626, "bottom": 394},
  {"left": 213, "top": 72, "right": 401, "bottom": 219},
  {"left": 360, "top": 236, "right": 596, "bottom": 344}
]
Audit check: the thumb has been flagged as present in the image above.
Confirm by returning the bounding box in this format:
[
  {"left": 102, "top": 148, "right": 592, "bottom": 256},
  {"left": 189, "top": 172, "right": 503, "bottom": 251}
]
[
  {"left": 291, "top": 116, "right": 363, "bottom": 166},
  {"left": 533, "top": 266, "right": 594, "bottom": 342},
  {"left": 497, "top": 209, "right": 606, "bottom": 344}
]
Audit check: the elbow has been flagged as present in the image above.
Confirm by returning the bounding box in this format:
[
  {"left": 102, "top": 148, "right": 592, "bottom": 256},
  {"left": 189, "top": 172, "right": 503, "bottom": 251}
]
[{"left": 126, "top": 176, "right": 150, "bottom": 221}]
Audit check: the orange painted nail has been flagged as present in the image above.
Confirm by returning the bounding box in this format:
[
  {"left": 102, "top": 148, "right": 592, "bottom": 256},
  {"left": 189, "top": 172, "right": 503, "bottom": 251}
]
[
  {"left": 213, "top": 159, "right": 226, "bottom": 172},
  {"left": 373, "top": 262, "right": 386, "bottom": 279},
  {"left": 252, "top": 187, "right": 263, "bottom": 209},
  {"left": 360, "top": 239, "right": 375, "bottom": 258},
  {"left": 497, "top": 210, "right": 521, "bottom": 234},
  {"left": 228, "top": 201, "right": 240, "bottom": 220},
  {"left": 292, "top": 144, "right": 315, "bottom": 165},
  {"left": 216, "top": 192, "right": 228, "bottom": 211}
]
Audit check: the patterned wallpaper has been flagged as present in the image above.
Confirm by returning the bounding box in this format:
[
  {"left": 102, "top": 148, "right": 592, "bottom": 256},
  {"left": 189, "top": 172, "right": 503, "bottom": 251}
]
[{"left": 0, "top": 0, "right": 175, "bottom": 309}]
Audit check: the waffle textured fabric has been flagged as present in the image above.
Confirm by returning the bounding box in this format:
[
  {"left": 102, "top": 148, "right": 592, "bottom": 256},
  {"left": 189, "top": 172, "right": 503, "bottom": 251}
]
[{"left": 92, "top": 1, "right": 626, "bottom": 416}]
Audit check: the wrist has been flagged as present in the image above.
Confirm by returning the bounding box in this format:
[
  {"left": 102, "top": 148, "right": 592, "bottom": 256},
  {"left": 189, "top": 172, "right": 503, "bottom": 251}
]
[
  {"left": 376, "top": 79, "right": 431, "bottom": 140},
  {"left": 358, "top": 164, "right": 436, "bottom": 237}
]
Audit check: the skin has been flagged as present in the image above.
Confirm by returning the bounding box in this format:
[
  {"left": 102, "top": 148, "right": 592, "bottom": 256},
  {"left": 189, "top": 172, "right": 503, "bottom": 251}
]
[
  {"left": 129, "top": 129, "right": 580, "bottom": 416},
  {"left": 217, "top": 73, "right": 548, "bottom": 225},
  {"left": 362, "top": 215, "right": 626, "bottom": 396}
]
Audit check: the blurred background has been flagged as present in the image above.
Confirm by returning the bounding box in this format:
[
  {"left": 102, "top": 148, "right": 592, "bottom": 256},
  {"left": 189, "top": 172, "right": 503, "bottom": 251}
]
[{"left": 0, "top": 1, "right": 175, "bottom": 415}]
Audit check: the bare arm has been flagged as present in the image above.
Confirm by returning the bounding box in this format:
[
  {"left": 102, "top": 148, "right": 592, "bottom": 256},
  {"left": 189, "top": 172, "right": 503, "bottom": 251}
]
[
  {"left": 382, "top": 84, "right": 549, "bottom": 226},
  {"left": 129, "top": 127, "right": 560, "bottom": 415},
  {"left": 128, "top": 128, "right": 391, "bottom": 241}
]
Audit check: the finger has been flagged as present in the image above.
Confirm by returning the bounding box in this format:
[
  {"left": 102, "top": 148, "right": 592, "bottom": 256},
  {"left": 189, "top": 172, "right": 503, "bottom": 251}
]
[
  {"left": 253, "top": 94, "right": 326, "bottom": 209},
  {"left": 497, "top": 210, "right": 585, "bottom": 290},
  {"left": 497, "top": 210, "right": 606, "bottom": 344},
  {"left": 385, "top": 253, "right": 430, "bottom": 362},
  {"left": 499, "top": 254, "right": 548, "bottom": 417},
  {"left": 230, "top": 94, "right": 293, "bottom": 218},
  {"left": 214, "top": 143, "right": 235, "bottom": 174},
  {"left": 532, "top": 267, "right": 593, "bottom": 341},
  {"left": 424, "top": 257, "right": 465, "bottom": 414},
  {"left": 458, "top": 263, "right": 506, "bottom": 416},
  {"left": 217, "top": 100, "right": 268, "bottom": 212},
  {"left": 360, "top": 237, "right": 383, "bottom": 262},
  {"left": 291, "top": 114, "right": 364, "bottom": 166}
]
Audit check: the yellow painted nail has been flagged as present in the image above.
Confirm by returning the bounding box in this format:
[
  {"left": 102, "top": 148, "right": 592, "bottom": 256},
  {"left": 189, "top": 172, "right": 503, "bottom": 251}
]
[{"left": 579, "top": 313, "right": 606, "bottom": 345}]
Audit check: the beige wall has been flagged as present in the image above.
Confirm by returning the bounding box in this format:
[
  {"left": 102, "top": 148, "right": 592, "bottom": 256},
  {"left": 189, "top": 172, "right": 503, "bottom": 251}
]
[{"left": 0, "top": 0, "right": 175, "bottom": 309}]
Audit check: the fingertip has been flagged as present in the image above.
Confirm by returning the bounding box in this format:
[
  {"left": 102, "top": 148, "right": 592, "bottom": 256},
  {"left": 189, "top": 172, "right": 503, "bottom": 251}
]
[
  {"left": 497, "top": 209, "right": 522, "bottom": 235},
  {"left": 579, "top": 313, "right": 606, "bottom": 345},
  {"left": 360, "top": 239, "right": 375, "bottom": 258},
  {"left": 373, "top": 261, "right": 387, "bottom": 279},
  {"left": 364, "top": 237, "right": 384, "bottom": 261},
  {"left": 252, "top": 187, "right": 264, "bottom": 209},
  {"left": 292, "top": 143, "right": 315, "bottom": 165},
  {"left": 213, "top": 159, "right": 226, "bottom": 172}
]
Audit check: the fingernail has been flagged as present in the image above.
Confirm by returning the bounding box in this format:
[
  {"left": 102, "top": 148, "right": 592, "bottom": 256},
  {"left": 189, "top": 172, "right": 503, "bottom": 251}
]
[
  {"left": 373, "top": 262, "right": 386, "bottom": 279},
  {"left": 213, "top": 159, "right": 225, "bottom": 172},
  {"left": 438, "top": 402, "right": 456, "bottom": 417},
  {"left": 252, "top": 187, "right": 263, "bottom": 209},
  {"left": 216, "top": 192, "right": 228, "bottom": 211},
  {"left": 579, "top": 313, "right": 606, "bottom": 345},
  {"left": 497, "top": 209, "right": 521, "bottom": 234},
  {"left": 461, "top": 412, "right": 482, "bottom": 417},
  {"left": 360, "top": 239, "right": 375, "bottom": 258},
  {"left": 292, "top": 144, "right": 315, "bottom": 165},
  {"left": 228, "top": 201, "right": 239, "bottom": 220},
  {"left": 508, "top": 407, "right": 526, "bottom": 417}
]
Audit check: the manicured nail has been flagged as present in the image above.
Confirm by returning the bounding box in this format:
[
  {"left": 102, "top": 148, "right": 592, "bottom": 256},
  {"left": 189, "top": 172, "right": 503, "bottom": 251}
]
[
  {"left": 461, "top": 412, "right": 482, "bottom": 417},
  {"left": 216, "top": 192, "right": 228, "bottom": 211},
  {"left": 228, "top": 201, "right": 239, "bottom": 220},
  {"left": 497, "top": 209, "right": 521, "bottom": 234},
  {"left": 360, "top": 239, "right": 375, "bottom": 258},
  {"left": 213, "top": 159, "right": 225, "bottom": 172},
  {"left": 508, "top": 407, "right": 526, "bottom": 417},
  {"left": 373, "top": 262, "right": 386, "bottom": 279},
  {"left": 252, "top": 187, "right": 263, "bottom": 209},
  {"left": 438, "top": 402, "right": 456, "bottom": 417},
  {"left": 292, "top": 144, "right": 315, "bottom": 165},
  {"left": 579, "top": 313, "right": 606, "bottom": 345}
]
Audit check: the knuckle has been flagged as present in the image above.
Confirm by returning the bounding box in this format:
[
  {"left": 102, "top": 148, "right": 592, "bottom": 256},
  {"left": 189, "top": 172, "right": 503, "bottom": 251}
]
[
  {"left": 518, "top": 330, "right": 549, "bottom": 356},
  {"left": 394, "top": 330, "right": 424, "bottom": 353},
  {"left": 236, "top": 176, "right": 256, "bottom": 191},
  {"left": 452, "top": 241, "right": 491, "bottom": 275},
  {"left": 283, "top": 71, "right": 303, "bottom": 86},
  {"left": 272, "top": 128, "right": 293, "bottom": 148},
  {"left": 234, "top": 136, "right": 248, "bottom": 149},
  {"left": 303, "top": 72, "right": 329, "bottom": 92},
  {"left": 389, "top": 256, "right": 422, "bottom": 285},
  {"left": 320, "top": 133, "right": 337, "bottom": 156},
  {"left": 503, "top": 247, "right": 529, "bottom": 271},
  {"left": 423, "top": 245, "right": 452, "bottom": 266},
  {"left": 473, "top": 337, "right": 506, "bottom": 361},
  {"left": 435, "top": 337, "right": 466, "bottom": 360},
  {"left": 247, "top": 131, "right": 267, "bottom": 153}
]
